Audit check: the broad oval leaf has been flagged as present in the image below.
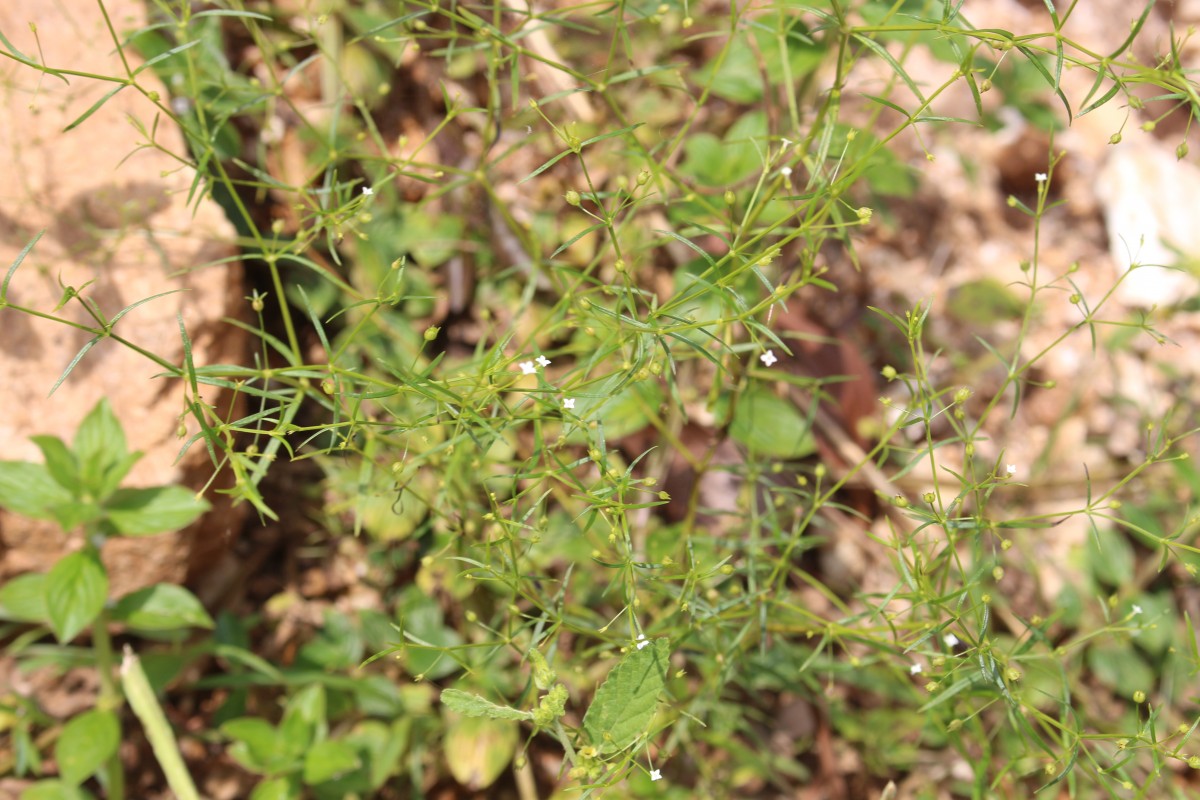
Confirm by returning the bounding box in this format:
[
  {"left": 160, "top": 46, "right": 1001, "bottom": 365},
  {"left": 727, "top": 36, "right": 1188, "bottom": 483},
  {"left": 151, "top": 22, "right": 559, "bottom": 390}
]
[
  {"left": 221, "top": 718, "right": 281, "bottom": 774},
  {"left": 46, "top": 550, "right": 108, "bottom": 643},
  {"left": 248, "top": 776, "right": 297, "bottom": 800},
  {"left": 302, "top": 739, "right": 361, "bottom": 785},
  {"left": 55, "top": 709, "right": 119, "bottom": 786},
  {"left": 30, "top": 435, "right": 80, "bottom": 491},
  {"left": 72, "top": 399, "right": 135, "bottom": 498},
  {"left": 112, "top": 583, "right": 214, "bottom": 631},
  {"left": 0, "top": 572, "right": 47, "bottom": 622},
  {"left": 728, "top": 388, "right": 816, "bottom": 459},
  {"left": 104, "top": 486, "right": 210, "bottom": 536},
  {"left": 18, "top": 780, "right": 95, "bottom": 800},
  {"left": 582, "top": 638, "right": 670, "bottom": 754},
  {"left": 0, "top": 460, "right": 73, "bottom": 520},
  {"left": 443, "top": 716, "right": 518, "bottom": 791}
]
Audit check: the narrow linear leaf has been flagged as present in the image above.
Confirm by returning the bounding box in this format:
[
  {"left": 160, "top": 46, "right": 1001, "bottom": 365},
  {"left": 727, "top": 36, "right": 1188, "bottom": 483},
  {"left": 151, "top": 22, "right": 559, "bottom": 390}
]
[
  {"left": 1108, "top": 2, "right": 1153, "bottom": 60},
  {"left": 551, "top": 222, "right": 605, "bottom": 258},
  {"left": 131, "top": 39, "right": 202, "bottom": 78},
  {"left": 49, "top": 336, "right": 101, "bottom": 397},
  {"left": 64, "top": 83, "right": 126, "bottom": 132},
  {"left": 853, "top": 35, "right": 925, "bottom": 104},
  {"left": 2, "top": 229, "right": 44, "bottom": 301},
  {"left": 1015, "top": 46, "right": 1073, "bottom": 120}
]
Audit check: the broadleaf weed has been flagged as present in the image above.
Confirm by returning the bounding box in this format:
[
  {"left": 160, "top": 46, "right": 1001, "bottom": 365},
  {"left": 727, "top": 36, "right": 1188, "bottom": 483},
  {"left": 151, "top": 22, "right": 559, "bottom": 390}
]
[{"left": 1, "top": 0, "right": 1199, "bottom": 796}]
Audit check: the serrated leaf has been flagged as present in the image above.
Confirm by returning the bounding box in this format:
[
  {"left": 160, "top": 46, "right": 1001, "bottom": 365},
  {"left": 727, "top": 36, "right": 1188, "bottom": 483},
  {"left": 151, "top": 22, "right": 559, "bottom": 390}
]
[
  {"left": 582, "top": 638, "right": 670, "bottom": 754},
  {"left": 55, "top": 709, "right": 119, "bottom": 785},
  {"left": 441, "top": 689, "right": 533, "bottom": 721},
  {"left": 104, "top": 486, "right": 209, "bottom": 536},
  {"left": 303, "top": 740, "right": 361, "bottom": 785},
  {"left": 45, "top": 550, "right": 108, "bottom": 643},
  {"left": 112, "top": 584, "right": 214, "bottom": 631}
]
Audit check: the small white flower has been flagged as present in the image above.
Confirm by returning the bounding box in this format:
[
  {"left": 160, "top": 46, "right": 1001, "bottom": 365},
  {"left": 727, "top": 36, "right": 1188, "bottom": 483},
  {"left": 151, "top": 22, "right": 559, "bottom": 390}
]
[
  {"left": 362, "top": 185, "right": 375, "bottom": 196},
  {"left": 1132, "top": 604, "right": 1143, "bottom": 616},
  {"left": 910, "top": 663, "right": 922, "bottom": 675},
  {"left": 519, "top": 361, "right": 536, "bottom": 375},
  {"left": 781, "top": 166, "right": 793, "bottom": 177},
  {"left": 536, "top": 355, "right": 551, "bottom": 367},
  {"left": 760, "top": 349, "right": 778, "bottom": 367},
  {"left": 636, "top": 634, "right": 649, "bottom": 650},
  {"left": 650, "top": 769, "right": 662, "bottom": 782},
  {"left": 943, "top": 633, "right": 960, "bottom": 648},
  {"left": 1034, "top": 172, "right": 1047, "bottom": 183},
  {"left": 1005, "top": 464, "right": 1017, "bottom": 477},
  {"left": 563, "top": 398, "right": 575, "bottom": 410}
]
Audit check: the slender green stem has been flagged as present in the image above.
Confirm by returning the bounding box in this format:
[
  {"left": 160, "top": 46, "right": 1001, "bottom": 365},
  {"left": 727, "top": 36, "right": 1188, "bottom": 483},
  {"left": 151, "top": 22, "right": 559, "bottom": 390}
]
[{"left": 92, "top": 608, "right": 125, "bottom": 800}]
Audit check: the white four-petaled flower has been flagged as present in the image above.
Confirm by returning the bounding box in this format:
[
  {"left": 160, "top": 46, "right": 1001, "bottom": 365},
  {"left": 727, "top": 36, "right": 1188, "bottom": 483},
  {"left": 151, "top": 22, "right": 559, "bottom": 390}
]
[
  {"left": 910, "top": 663, "right": 922, "bottom": 675},
  {"left": 563, "top": 398, "right": 575, "bottom": 410},
  {"left": 536, "top": 355, "right": 551, "bottom": 367},
  {"left": 1005, "top": 464, "right": 1017, "bottom": 477},
  {"left": 943, "top": 633, "right": 960, "bottom": 647},
  {"left": 362, "top": 185, "right": 374, "bottom": 196},
  {"left": 519, "top": 361, "right": 536, "bottom": 375},
  {"left": 636, "top": 634, "right": 649, "bottom": 650},
  {"left": 650, "top": 769, "right": 662, "bottom": 782},
  {"left": 1035, "top": 172, "right": 1047, "bottom": 183},
  {"left": 781, "top": 166, "right": 793, "bottom": 177},
  {"left": 1132, "top": 604, "right": 1143, "bottom": 616},
  {"left": 760, "top": 349, "right": 778, "bottom": 367}
]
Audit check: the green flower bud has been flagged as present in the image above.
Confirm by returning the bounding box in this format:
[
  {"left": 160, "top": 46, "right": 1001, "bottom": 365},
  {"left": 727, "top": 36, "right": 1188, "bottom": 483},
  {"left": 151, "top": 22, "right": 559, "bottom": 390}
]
[{"left": 529, "top": 649, "right": 557, "bottom": 691}]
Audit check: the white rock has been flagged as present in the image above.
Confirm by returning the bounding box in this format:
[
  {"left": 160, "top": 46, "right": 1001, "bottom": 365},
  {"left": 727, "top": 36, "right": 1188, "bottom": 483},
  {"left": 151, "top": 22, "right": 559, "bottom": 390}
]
[
  {"left": 0, "top": 0, "right": 246, "bottom": 594},
  {"left": 1095, "top": 146, "right": 1200, "bottom": 307}
]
